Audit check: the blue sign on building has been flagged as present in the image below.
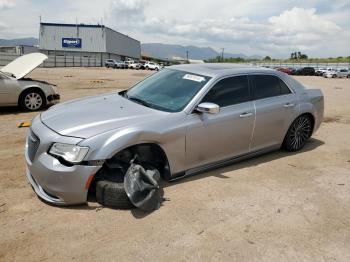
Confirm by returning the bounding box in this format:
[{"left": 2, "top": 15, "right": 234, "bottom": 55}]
[{"left": 62, "top": 38, "right": 82, "bottom": 48}]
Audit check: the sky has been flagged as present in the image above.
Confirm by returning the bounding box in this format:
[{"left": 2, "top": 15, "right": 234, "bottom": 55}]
[{"left": 0, "top": 0, "right": 349, "bottom": 58}]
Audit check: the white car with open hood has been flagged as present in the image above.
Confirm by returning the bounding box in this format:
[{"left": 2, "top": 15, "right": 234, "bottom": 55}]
[{"left": 0, "top": 53, "right": 60, "bottom": 111}]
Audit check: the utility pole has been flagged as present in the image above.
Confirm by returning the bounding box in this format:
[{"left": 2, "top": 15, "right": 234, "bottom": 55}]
[
  {"left": 221, "top": 48, "right": 225, "bottom": 62},
  {"left": 186, "top": 50, "right": 189, "bottom": 62}
]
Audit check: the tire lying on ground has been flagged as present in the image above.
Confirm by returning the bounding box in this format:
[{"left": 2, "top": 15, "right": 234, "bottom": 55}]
[
  {"left": 95, "top": 163, "right": 162, "bottom": 210},
  {"left": 96, "top": 180, "right": 133, "bottom": 209}
]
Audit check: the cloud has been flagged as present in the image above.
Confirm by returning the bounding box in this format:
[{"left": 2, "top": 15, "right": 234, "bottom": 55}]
[
  {"left": 109, "top": 0, "right": 146, "bottom": 21},
  {"left": 0, "top": 0, "right": 15, "bottom": 10},
  {"left": 107, "top": 2, "right": 348, "bottom": 57},
  {"left": 269, "top": 7, "right": 340, "bottom": 34},
  {"left": 0, "top": 0, "right": 349, "bottom": 57},
  {"left": 0, "top": 21, "right": 7, "bottom": 29}
]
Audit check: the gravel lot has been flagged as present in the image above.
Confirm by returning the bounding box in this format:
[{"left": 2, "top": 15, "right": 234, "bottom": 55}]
[{"left": 0, "top": 67, "right": 349, "bottom": 262}]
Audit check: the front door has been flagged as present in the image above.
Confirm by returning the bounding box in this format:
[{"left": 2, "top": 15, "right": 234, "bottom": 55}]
[{"left": 185, "top": 75, "right": 255, "bottom": 171}]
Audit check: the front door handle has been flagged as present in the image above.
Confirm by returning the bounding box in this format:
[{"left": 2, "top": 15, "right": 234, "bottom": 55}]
[
  {"left": 284, "top": 103, "right": 295, "bottom": 108},
  {"left": 239, "top": 112, "right": 253, "bottom": 118}
]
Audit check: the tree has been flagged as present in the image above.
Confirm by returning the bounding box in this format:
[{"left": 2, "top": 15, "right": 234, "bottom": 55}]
[
  {"left": 290, "top": 51, "right": 308, "bottom": 60},
  {"left": 263, "top": 56, "right": 272, "bottom": 61}
]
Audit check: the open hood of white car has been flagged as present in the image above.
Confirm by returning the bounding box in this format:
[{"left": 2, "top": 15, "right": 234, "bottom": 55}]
[{"left": 0, "top": 53, "right": 48, "bottom": 80}]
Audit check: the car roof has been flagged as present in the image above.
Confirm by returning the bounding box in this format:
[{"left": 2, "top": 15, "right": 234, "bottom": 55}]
[{"left": 168, "top": 63, "right": 276, "bottom": 78}]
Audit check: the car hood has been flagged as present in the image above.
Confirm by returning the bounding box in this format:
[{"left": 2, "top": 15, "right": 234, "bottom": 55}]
[
  {"left": 40, "top": 93, "right": 163, "bottom": 139},
  {"left": 0, "top": 53, "right": 47, "bottom": 80}
]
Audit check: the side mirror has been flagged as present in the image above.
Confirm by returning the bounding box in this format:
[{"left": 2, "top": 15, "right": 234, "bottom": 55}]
[{"left": 196, "top": 102, "right": 220, "bottom": 114}]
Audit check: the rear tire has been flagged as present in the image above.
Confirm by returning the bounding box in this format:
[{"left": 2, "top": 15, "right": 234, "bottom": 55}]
[{"left": 282, "top": 115, "right": 313, "bottom": 152}]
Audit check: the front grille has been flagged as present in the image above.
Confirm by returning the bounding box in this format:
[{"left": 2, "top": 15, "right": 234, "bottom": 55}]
[{"left": 27, "top": 129, "right": 40, "bottom": 162}]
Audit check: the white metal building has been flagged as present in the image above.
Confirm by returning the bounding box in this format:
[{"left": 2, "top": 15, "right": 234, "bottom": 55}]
[{"left": 39, "top": 22, "right": 141, "bottom": 66}]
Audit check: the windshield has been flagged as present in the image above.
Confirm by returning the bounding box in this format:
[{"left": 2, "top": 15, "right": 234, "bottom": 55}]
[{"left": 125, "top": 69, "right": 211, "bottom": 112}]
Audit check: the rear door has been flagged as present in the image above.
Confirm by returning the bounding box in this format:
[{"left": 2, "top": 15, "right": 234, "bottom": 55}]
[
  {"left": 249, "top": 74, "right": 299, "bottom": 151},
  {"left": 185, "top": 75, "right": 255, "bottom": 170}
]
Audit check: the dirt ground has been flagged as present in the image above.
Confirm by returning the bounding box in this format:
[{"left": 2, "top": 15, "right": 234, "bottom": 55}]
[{"left": 0, "top": 67, "right": 349, "bottom": 262}]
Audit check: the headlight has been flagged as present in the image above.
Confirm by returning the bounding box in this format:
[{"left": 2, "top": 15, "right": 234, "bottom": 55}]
[{"left": 49, "top": 143, "right": 89, "bottom": 163}]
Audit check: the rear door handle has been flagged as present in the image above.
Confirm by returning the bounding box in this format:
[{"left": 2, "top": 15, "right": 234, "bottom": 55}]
[
  {"left": 239, "top": 112, "right": 253, "bottom": 118},
  {"left": 284, "top": 103, "right": 295, "bottom": 108}
]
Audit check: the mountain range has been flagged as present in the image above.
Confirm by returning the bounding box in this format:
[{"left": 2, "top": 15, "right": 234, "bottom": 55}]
[
  {"left": 0, "top": 38, "right": 261, "bottom": 60},
  {"left": 141, "top": 43, "right": 262, "bottom": 60},
  {"left": 0, "top": 37, "right": 38, "bottom": 46}
]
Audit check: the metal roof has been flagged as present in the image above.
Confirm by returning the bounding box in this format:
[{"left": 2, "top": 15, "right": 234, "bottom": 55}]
[{"left": 40, "top": 22, "right": 140, "bottom": 43}]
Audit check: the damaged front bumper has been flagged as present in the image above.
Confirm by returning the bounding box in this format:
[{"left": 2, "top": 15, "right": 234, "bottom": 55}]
[
  {"left": 25, "top": 116, "right": 101, "bottom": 205},
  {"left": 47, "top": 94, "right": 60, "bottom": 105}
]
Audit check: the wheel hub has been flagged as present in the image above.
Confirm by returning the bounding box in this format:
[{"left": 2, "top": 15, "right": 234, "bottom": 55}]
[{"left": 25, "top": 93, "right": 42, "bottom": 110}]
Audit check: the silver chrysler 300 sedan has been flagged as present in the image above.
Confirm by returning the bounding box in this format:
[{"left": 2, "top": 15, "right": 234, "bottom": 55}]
[{"left": 25, "top": 64, "right": 324, "bottom": 206}]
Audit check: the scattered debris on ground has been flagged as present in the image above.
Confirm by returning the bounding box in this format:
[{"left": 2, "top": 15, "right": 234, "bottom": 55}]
[{"left": 17, "top": 122, "right": 31, "bottom": 128}]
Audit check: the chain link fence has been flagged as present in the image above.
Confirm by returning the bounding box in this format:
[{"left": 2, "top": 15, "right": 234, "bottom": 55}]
[{"left": 252, "top": 62, "right": 350, "bottom": 70}]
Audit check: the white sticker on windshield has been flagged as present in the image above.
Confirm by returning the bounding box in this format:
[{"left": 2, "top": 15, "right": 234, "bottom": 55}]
[{"left": 183, "top": 74, "right": 206, "bottom": 82}]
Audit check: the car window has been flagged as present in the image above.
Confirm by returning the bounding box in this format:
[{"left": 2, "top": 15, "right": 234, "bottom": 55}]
[
  {"left": 202, "top": 75, "right": 250, "bottom": 107},
  {"left": 251, "top": 75, "right": 291, "bottom": 100},
  {"left": 126, "top": 69, "right": 211, "bottom": 112},
  {"left": 279, "top": 79, "right": 291, "bottom": 95}
]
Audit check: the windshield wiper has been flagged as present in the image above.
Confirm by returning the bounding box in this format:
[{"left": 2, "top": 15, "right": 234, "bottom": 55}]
[{"left": 128, "top": 96, "right": 153, "bottom": 108}]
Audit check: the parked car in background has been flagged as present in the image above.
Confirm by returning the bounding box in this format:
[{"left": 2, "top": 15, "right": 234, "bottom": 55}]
[
  {"left": 105, "top": 59, "right": 116, "bottom": 68},
  {"left": 123, "top": 61, "right": 134, "bottom": 69},
  {"left": 337, "top": 68, "right": 350, "bottom": 78},
  {"left": 289, "top": 68, "right": 298, "bottom": 75},
  {"left": 0, "top": 53, "right": 60, "bottom": 111},
  {"left": 276, "top": 67, "right": 293, "bottom": 75},
  {"left": 296, "top": 67, "right": 315, "bottom": 76},
  {"left": 129, "top": 62, "right": 140, "bottom": 69},
  {"left": 139, "top": 60, "right": 147, "bottom": 69},
  {"left": 25, "top": 64, "right": 323, "bottom": 206},
  {"left": 315, "top": 68, "right": 327, "bottom": 76},
  {"left": 324, "top": 69, "right": 350, "bottom": 78},
  {"left": 144, "top": 61, "right": 160, "bottom": 71},
  {"left": 114, "top": 60, "right": 126, "bottom": 69},
  {"left": 320, "top": 68, "right": 335, "bottom": 76}
]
